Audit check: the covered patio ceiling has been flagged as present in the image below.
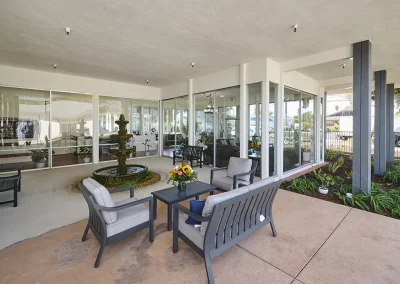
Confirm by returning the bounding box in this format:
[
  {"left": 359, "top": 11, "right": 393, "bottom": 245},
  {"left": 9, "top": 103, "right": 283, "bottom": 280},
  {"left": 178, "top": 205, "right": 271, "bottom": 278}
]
[{"left": 0, "top": 0, "right": 400, "bottom": 86}]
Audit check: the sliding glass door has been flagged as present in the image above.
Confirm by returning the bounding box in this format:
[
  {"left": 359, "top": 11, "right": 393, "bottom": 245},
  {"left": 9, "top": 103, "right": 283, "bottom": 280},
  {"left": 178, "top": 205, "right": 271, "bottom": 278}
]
[
  {"left": 194, "top": 86, "right": 240, "bottom": 167},
  {"left": 162, "top": 96, "right": 188, "bottom": 157},
  {"left": 283, "top": 87, "right": 316, "bottom": 172}
]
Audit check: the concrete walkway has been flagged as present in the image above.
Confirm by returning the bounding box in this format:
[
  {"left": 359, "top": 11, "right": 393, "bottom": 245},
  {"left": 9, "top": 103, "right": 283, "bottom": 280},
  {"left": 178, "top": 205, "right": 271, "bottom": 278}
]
[{"left": 1, "top": 157, "right": 400, "bottom": 283}]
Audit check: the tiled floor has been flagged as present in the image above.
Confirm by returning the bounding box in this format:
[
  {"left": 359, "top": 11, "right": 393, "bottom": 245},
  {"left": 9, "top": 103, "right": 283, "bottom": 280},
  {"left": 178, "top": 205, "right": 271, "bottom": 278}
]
[{"left": 1, "top": 157, "right": 400, "bottom": 284}]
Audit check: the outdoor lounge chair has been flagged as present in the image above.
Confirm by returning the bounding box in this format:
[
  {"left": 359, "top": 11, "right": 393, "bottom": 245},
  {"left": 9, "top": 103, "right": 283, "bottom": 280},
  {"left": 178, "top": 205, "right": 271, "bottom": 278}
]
[
  {"left": 173, "top": 179, "right": 281, "bottom": 284},
  {"left": 77, "top": 178, "right": 154, "bottom": 268},
  {"left": 210, "top": 157, "right": 258, "bottom": 192},
  {"left": 0, "top": 169, "right": 21, "bottom": 207}
]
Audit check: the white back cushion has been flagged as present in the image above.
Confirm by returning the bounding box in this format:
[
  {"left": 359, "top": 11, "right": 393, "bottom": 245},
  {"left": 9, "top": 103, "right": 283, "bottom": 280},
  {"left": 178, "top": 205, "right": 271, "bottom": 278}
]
[
  {"left": 201, "top": 187, "right": 249, "bottom": 235},
  {"left": 227, "top": 157, "right": 252, "bottom": 182},
  {"left": 83, "top": 178, "right": 117, "bottom": 224}
]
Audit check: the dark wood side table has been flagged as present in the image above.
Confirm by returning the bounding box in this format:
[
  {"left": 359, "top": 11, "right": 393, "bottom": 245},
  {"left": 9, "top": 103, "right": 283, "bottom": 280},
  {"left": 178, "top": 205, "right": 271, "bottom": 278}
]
[{"left": 151, "top": 181, "right": 216, "bottom": 231}]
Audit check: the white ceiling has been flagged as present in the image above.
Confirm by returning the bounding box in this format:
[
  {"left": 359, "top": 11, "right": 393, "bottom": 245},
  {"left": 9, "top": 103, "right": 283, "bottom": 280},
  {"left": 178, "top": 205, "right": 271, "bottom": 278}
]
[{"left": 1, "top": 0, "right": 400, "bottom": 87}]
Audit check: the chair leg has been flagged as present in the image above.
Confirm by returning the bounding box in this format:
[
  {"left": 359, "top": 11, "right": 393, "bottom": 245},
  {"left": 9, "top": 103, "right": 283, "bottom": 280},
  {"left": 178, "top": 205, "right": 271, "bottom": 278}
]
[
  {"left": 13, "top": 188, "right": 17, "bottom": 207},
  {"left": 82, "top": 223, "right": 90, "bottom": 242},
  {"left": 204, "top": 255, "right": 215, "bottom": 284},
  {"left": 94, "top": 244, "right": 105, "bottom": 268},
  {"left": 270, "top": 220, "right": 277, "bottom": 237}
]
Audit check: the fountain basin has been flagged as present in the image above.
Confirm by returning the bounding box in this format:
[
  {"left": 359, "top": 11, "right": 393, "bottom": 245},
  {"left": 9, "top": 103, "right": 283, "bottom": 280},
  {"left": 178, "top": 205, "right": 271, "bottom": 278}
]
[{"left": 93, "top": 164, "right": 149, "bottom": 185}]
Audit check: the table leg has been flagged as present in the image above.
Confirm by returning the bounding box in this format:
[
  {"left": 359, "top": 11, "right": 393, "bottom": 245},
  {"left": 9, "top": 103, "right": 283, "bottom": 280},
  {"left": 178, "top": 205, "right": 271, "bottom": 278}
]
[
  {"left": 153, "top": 197, "right": 157, "bottom": 220},
  {"left": 168, "top": 203, "right": 173, "bottom": 231}
]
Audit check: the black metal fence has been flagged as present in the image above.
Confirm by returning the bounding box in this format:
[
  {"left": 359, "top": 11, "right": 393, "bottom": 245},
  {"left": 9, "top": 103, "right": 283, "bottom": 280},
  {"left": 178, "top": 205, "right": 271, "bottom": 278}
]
[{"left": 325, "top": 131, "right": 400, "bottom": 159}]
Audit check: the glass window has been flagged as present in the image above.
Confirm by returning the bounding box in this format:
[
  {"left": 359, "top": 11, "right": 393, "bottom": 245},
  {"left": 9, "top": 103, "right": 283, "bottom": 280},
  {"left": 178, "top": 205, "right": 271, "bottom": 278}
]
[
  {"left": 283, "top": 87, "right": 316, "bottom": 172},
  {"left": 269, "top": 82, "right": 278, "bottom": 176},
  {"left": 135, "top": 100, "right": 158, "bottom": 157},
  {"left": 51, "top": 91, "right": 93, "bottom": 167},
  {"left": 0, "top": 87, "right": 50, "bottom": 171},
  {"left": 162, "top": 97, "right": 188, "bottom": 157},
  {"left": 248, "top": 82, "right": 262, "bottom": 177},
  {"left": 99, "top": 96, "right": 130, "bottom": 162}
]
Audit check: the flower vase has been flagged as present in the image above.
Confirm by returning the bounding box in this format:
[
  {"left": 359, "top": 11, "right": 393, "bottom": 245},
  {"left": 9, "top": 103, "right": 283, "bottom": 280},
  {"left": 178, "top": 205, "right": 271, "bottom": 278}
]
[{"left": 178, "top": 181, "right": 186, "bottom": 191}]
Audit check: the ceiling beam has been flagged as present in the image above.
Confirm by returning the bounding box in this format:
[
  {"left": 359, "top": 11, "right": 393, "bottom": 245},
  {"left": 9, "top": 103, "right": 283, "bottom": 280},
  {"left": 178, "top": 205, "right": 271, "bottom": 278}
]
[
  {"left": 282, "top": 46, "right": 353, "bottom": 72},
  {"left": 319, "top": 76, "right": 352, "bottom": 87}
]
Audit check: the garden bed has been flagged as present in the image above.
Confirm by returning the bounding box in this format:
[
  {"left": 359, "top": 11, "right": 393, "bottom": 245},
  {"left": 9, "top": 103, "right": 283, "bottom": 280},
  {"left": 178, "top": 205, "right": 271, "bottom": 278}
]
[{"left": 281, "top": 150, "right": 400, "bottom": 219}]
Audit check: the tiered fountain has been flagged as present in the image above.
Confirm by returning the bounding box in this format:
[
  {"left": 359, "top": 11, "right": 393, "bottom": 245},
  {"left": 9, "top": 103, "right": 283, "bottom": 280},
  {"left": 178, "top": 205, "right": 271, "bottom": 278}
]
[{"left": 93, "top": 114, "right": 148, "bottom": 185}]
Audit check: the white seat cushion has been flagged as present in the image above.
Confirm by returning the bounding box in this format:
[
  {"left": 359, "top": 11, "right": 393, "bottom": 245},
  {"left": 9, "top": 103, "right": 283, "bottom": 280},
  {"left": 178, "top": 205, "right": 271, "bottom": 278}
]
[
  {"left": 179, "top": 215, "right": 203, "bottom": 249},
  {"left": 106, "top": 203, "right": 149, "bottom": 237},
  {"left": 201, "top": 187, "right": 250, "bottom": 235},
  {"left": 211, "top": 176, "right": 250, "bottom": 191},
  {"left": 83, "top": 178, "right": 117, "bottom": 224},
  {"left": 227, "top": 157, "right": 252, "bottom": 182}
]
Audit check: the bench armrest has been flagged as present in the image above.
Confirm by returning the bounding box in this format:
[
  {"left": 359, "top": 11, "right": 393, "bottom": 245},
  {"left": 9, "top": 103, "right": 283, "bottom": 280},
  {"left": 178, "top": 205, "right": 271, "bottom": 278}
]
[
  {"left": 233, "top": 167, "right": 256, "bottom": 189},
  {"left": 97, "top": 196, "right": 152, "bottom": 212},
  {"left": 174, "top": 203, "right": 211, "bottom": 222}
]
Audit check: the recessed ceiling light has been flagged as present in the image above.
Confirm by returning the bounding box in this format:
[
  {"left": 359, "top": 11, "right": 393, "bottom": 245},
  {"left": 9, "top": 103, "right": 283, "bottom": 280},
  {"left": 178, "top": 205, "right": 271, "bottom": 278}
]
[
  {"left": 53, "top": 64, "right": 57, "bottom": 69},
  {"left": 349, "top": 57, "right": 354, "bottom": 60},
  {"left": 345, "top": 87, "right": 353, "bottom": 89},
  {"left": 191, "top": 62, "right": 195, "bottom": 68},
  {"left": 146, "top": 80, "right": 149, "bottom": 84},
  {"left": 65, "top": 27, "right": 71, "bottom": 35},
  {"left": 293, "top": 24, "right": 298, "bottom": 32}
]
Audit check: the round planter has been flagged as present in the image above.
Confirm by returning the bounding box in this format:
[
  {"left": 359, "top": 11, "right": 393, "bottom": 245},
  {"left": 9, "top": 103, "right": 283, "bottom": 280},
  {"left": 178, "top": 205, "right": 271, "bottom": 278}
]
[
  {"left": 36, "top": 162, "right": 45, "bottom": 168},
  {"left": 145, "top": 151, "right": 150, "bottom": 156},
  {"left": 303, "top": 151, "right": 311, "bottom": 162},
  {"left": 346, "top": 193, "right": 353, "bottom": 198},
  {"left": 318, "top": 187, "right": 329, "bottom": 195},
  {"left": 83, "top": 157, "right": 90, "bottom": 163}
]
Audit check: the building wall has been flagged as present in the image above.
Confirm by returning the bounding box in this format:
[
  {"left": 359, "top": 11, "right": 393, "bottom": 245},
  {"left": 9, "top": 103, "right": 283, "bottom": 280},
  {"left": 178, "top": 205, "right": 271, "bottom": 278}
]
[
  {"left": 283, "top": 70, "right": 319, "bottom": 95},
  {"left": 161, "top": 81, "right": 188, "bottom": 100},
  {"left": 0, "top": 65, "right": 161, "bottom": 99}
]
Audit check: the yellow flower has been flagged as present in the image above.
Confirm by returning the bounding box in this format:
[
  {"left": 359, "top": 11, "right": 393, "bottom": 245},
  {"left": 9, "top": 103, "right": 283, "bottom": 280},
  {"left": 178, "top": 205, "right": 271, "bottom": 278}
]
[{"left": 182, "top": 165, "right": 192, "bottom": 173}]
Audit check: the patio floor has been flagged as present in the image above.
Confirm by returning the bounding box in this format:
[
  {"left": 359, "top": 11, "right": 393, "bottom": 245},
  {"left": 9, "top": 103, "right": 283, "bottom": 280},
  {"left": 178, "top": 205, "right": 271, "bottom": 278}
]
[{"left": 1, "top": 157, "right": 400, "bottom": 283}]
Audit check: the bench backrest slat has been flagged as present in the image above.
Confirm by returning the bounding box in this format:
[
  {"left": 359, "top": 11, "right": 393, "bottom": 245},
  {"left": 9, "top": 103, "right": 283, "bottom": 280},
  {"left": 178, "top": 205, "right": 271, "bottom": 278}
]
[{"left": 204, "top": 180, "right": 280, "bottom": 254}]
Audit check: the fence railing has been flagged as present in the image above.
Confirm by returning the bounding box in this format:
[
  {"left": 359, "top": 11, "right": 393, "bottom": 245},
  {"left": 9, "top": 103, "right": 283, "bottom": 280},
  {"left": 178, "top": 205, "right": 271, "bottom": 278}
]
[{"left": 325, "top": 131, "right": 400, "bottom": 159}]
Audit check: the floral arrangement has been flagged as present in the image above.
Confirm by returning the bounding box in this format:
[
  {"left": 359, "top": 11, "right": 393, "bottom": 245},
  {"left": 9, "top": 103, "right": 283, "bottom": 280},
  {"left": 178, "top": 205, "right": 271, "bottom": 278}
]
[
  {"left": 168, "top": 162, "right": 197, "bottom": 186},
  {"left": 250, "top": 140, "right": 261, "bottom": 151}
]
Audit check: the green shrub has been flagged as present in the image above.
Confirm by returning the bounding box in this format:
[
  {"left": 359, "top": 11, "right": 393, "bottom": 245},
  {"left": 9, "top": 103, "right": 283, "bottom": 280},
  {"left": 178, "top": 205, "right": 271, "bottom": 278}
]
[
  {"left": 328, "top": 157, "right": 344, "bottom": 174},
  {"left": 287, "top": 177, "right": 318, "bottom": 194},
  {"left": 384, "top": 169, "right": 400, "bottom": 185},
  {"left": 367, "top": 188, "right": 394, "bottom": 215}
]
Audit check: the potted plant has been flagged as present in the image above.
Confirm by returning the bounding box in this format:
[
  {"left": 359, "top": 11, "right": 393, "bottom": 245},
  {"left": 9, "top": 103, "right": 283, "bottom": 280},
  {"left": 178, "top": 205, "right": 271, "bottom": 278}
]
[
  {"left": 318, "top": 173, "right": 335, "bottom": 194},
  {"left": 302, "top": 145, "right": 311, "bottom": 162},
  {"left": 79, "top": 146, "right": 92, "bottom": 163},
  {"left": 30, "top": 149, "right": 49, "bottom": 168},
  {"left": 167, "top": 162, "right": 198, "bottom": 190},
  {"left": 142, "top": 139, "right": 153, "bottom": 156}
]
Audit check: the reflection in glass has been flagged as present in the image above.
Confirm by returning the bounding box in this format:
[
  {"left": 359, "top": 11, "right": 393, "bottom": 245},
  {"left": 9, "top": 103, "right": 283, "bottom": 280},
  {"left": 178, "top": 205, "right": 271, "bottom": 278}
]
[
  {"left": 51, "top": 92, "right": 93, "bottom": 167},
  {"left": 195, "top": 86, "right": 240, "bottom": 167},
  {"left": 162, "top": 97, "right": 188, "bottom": 157},
  {"left": 0, "top": 87, "right": 50, "bottom": 171},
  {"left": 283, "top": 87, "right": 316, "bottom": 172},
  {"left": 269, "top": 82, "right": 278, "bottom": 176},
  {"left": 248, "top": 82, "right": 262, "bottom": 177},
  {"left": 99, "top": 96, "right": 130, "bottom": 162}
]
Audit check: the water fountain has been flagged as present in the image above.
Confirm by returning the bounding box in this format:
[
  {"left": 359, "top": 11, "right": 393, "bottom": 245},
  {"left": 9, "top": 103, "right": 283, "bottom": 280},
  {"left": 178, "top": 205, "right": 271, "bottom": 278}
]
[{"left": 93, "top": 114, "right": 148, "bottom": 185}]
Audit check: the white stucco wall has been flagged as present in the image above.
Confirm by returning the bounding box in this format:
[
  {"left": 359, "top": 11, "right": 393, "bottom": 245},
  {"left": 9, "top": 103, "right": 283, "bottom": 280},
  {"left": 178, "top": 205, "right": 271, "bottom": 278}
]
[{"left": 0, "top": 65, "right": 161, "bottom": 99}]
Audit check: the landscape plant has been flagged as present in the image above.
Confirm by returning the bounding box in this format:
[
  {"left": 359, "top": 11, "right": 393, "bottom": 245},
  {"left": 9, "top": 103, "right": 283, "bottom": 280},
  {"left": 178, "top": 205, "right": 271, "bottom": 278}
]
[{"left": 286, "top": 177, "right": 318, "bottom": 194}]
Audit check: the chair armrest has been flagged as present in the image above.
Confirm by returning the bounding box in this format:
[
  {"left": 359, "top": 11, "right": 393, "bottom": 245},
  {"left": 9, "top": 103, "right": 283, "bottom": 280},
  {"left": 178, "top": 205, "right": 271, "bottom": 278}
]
[
  {"left": 97, "top": 196, "right": 152, "bottom": 212},
  {"left": 112, "top": 185, "right": 134, "bottom": 198},
  {"left": 174, "top": 203, "right": 211, "bottom": 222},
  {"left": 233, "top": 168, "right": 256, "bottom": 189},
  {"left": 210, "top": 167, "right": 228, "bottom": 172},
  {"left": 210, "top": 167, "right": 228, "bottom": 184}
]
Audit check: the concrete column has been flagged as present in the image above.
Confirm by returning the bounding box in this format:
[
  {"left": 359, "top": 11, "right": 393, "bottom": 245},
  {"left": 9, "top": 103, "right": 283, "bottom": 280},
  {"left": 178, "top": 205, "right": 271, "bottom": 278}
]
[
  {"left": 240, "top": 63, "right": 248, "bottom": 158},
  {"left": 387, "top": 83, "right": 395, "bottom": 164},
  {"left": 277, "top": 72, "right": 285, "bottom": 177},
  {"left": 188, "top": 79, "right": 194, "bottom": 145},
  {"left": 323, "top": 92, "right": 327, "bottom": 161},
  {"left": 352, "top": 40, "right": 372, "bottom": 194},
  {"left": 374, "top": 70, "right": 387, "bottom": 175}
]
